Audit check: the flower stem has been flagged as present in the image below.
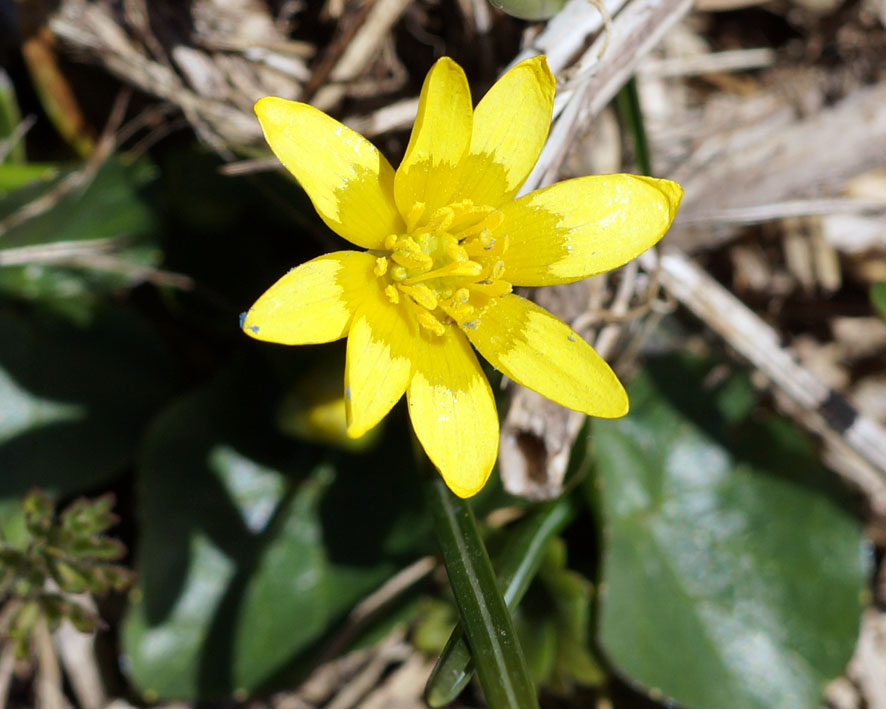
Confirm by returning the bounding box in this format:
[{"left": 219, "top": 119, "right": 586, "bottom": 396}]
[
  {"left": 425, "top": 476, "right": 539, "bottom": 709},
  {"left": 426, "top": 493, "right": 578, "bottom": 706},
  {"left": 616, "top": 77, "right": 652, "bottom": 176}
]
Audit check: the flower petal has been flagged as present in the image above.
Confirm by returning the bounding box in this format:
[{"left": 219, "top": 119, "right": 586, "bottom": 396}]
[
  {"left": 464, "top": 294, "right": 628, "bottom": 418},
  {"left": 255, "top": 97, "right": 403, "bottom": 249},
  {"left": 501, "top": 175, "right": 683, "bottom": 286},
  {"left": 456, "top": 56, "right": 554, "bottom": 208},
  {"left": 345, "top": 295, "right": 413, "bottom": 438},
  {"left": 407, "top": 327, "right": 498, "bottom": 498},
  {"left": 242, "top": 251, "right": 376, "bottom": 345},
  {"left": 394, "top": 57, "right": 473, "bottom": 223}
]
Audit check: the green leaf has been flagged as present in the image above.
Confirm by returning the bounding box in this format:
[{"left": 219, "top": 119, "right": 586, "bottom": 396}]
[
  {"left": 527, "top": 540, "right": 604, "bottom": 692},
  {"left": 616, "top": 78, "right": 652, "bottom": 177},
  {"left": 122, "top": 360, "right": 429, "bottom": 700},
  {"left": 593, "top": 356, "right": 868, "bottom": 709},
  {"left": 504, "top": 538, "right": 605, "bottom": 695},
  {"left": 22, "top": 489, "right": 54, "bottom": 537},
  {"left": 0, "top": 157, "right": 161, "bottom": 303},
  {"left": 0, "top": 158, "right": 156, "bottom": 249},
  {"left": 0, "top": 69, "right": 24, "bottom": 165},
  {"left": 872, "top": 282, "right": 886, "bottom": 321},
  {"left": 60, "top": 494, "right": 118, "bottom": 538},
  {"left": 0, "top": 163, "right": 58, "bottom": 192},
  {"left": 0, "top": 498, "right": 27, "bottom": 546},
  {"left": 487, "top": 0, "right": 568, "bottom": 20},
  {"left": 67, "top": 536, "right": 126, "bottom": 561},
  {"left": 48, "top": 559, "right": 90, "bottom": 594},
  {"left": 8, "top": 600, "right": 40, "bottom": 656},
  {"left": 0, "top": 304, "right": 174, "bottom": 498}
]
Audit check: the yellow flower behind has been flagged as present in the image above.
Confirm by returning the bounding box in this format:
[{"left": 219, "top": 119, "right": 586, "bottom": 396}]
[{"left": 242, "top": 56, "right": 682, "bottom": 498}]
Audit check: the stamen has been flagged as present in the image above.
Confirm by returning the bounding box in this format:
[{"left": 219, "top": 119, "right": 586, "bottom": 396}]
[
  {"left": 391, "top": 246, "right": 433, "bottom": 272},
  {"left": 446, "top": 261, "right": 484, "bottom": 278},
  {"left": 444, "top": 238, "right": 468, "bottom": 264},
  {"left": 463, "top": 231, "right": 508, "bottom": 259},
  {"left": 439, "top": 298, "right": 475, "bottom": 326},
  {"left": 380, "top": 199, "right": 509, "bottom": 337},
  {"left": 415, "top": 308, "right": 446, "bottom": 336},
  {"left": 400, "top": 259, "right": 483, "bottom": 285},
  {"left": 384, "top": 285, "right": 400, "bottom": 304},
  {"left": 398, "top": 284, "right": 438, "bottom": 310}
]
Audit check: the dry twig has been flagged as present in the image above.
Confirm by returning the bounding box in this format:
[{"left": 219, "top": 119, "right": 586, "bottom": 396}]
[
  {"left": 312, "top": 0, "right": 412, "bottom": 111},
  {"left": 499, "top": 0, "right": 693, "bottom": 498},
  {"left": 0, "top": 90, "right": 128, "bottom": 239}
]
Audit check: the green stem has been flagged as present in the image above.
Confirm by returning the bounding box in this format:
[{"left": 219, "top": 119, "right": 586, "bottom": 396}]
[
  {"left": 426, "top": 493, "right": 577, "bottom": 706},
  {"left": 616, "top": 77, "right": 652, "bottom": 176},
  {"left": 426, "top": 476, "right": 539, "bottom": 709}
]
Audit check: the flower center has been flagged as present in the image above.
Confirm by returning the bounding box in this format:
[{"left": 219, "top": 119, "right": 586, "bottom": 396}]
[{"left": 373, "top": 200, "right": 511, "bottom": 336}]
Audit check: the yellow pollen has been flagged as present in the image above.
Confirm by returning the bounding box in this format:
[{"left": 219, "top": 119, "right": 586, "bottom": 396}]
[
  {"left": 384, "top": 284, "right": 400, "bottom": 304},
  {"left": 392, "top": 250, "right": 433, "bottom": 271},
  {"left": 440, "top": 300, "right": 475, "bottom": 325},
  {"left": 374, "top": 201, "right": 509, "bottom": 336},
  {"left": 416, "top": 309, "right": 446, "bottom": 336},
  {"left": 399, "top": 284, "right": 438, "bottom": 310},
  {"left": 445, "top": 239, "right": 468, "bottom": 263}
]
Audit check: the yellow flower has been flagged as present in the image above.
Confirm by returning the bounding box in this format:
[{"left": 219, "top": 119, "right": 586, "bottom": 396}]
[{"left": 242, "top": 56, "right": 682, "bottom": 498}]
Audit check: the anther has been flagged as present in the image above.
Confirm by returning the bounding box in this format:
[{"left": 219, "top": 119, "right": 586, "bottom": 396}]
[
  {"left": 399, "top": 284, "right": 438, "bottom": 311},
  {"left": 416, "top": 309, "right": 446, "bottom": 336}
]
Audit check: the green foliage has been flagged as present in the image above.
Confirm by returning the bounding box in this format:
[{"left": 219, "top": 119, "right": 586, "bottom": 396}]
[
  {"left": 592, "top": 356, "right": 867, "bottom": 709},
  {"left": 514, "top": 539, "right": 605, "bottom": 693},
  {"left": 0, "top": 60, "right": 871, "bottom": 709},
  {"left": 425, "top": 493, "right": 578, "bottom": 706},
  {"left": 121, "top": 359, "right": 431, "bottom": 700},
  {"left": 487, "top": 0, "right": 569, "bottom": 20},
  {"left": 0, "top": 69, "right": 25, "bottom": 165},
  {"left": 872, "top": 282, "right": 886, "bottom": 320},
  {"left": 426, "top": 476, "right": 539, "bottom": 709},
  {"left": 0, "top": 158, "right": 156, "bottom": 250},
  {"left": 0, "top": 490, "right": 133, "bottom": 658},
  {"left": 0, "top": 303, "right": 174, "bottom": 498},
  {"left": 0, "top": 163, "right": 58, "bottom": 192},
  {"left": 0, "top": 156, "right": 161, "bottom": 304}
]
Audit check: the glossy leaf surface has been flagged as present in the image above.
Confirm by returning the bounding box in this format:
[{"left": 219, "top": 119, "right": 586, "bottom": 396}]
[
  {"left": 594, "top": 357, "right": 867, "bottom": 709},
  {"left": 122, "top": 361, "right": 428, "bottom": 700}
]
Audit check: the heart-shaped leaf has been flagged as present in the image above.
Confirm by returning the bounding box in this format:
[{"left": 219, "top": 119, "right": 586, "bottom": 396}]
[
  {"left": 594, "top": 356, "right": 867, "bottom": 709},
  {"left": 122, "top": 359, "right": 429, "bottom": 700}
]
